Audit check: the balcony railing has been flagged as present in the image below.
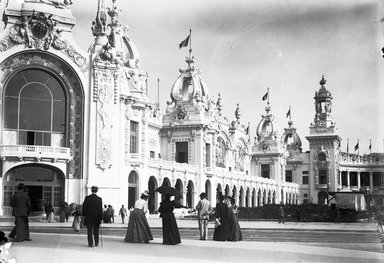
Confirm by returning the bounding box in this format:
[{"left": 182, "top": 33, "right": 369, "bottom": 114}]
[
  {"left": 147, "top": 158, "right": 197, "bottom": 173},
  {"left": 0, "top": 145, "right": 71, "bottom": 161}
]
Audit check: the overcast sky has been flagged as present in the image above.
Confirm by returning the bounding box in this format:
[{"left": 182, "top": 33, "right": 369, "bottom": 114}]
[{"left": 6, "top": 0, "right": 384, "bottom": 153}]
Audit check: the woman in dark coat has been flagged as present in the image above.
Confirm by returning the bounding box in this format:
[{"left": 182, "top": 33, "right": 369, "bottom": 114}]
[
  {"left": 213, "top": 194, "right": 228, "bottom": 241},
  {"left": 157, "top": 194, "right": 181, "bottom": 245}
]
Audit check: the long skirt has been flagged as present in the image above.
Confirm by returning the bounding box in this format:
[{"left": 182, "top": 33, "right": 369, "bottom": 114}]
[
  {"left": 213, "top": 218, "right": 227, "bottom": 241},
  {"left": 226, "top": 213, "right": 242, "bottom": 241},
  {"left": 161, "top": 212, "right": 181, "bottom": 245},
  {"left": 124, "top": 209, "right": 153, "bottom": 243}
]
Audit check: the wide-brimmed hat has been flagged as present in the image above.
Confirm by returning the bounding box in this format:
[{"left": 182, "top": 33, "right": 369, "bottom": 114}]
[
  {"left": 199, "top": 192, "right": 207, "bottom": 198},
  {"left": 142, "top": 190, "right": 149, "bottom": 197},
  {"left": 17, "top": 183, "right": 25, "bottom": 190},
  {"left": 91, "top": 186, "right": 98, "bottom": 193}
]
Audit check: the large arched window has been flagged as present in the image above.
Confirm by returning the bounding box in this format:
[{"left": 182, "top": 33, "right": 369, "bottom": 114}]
[{"left": 3, "top": 69, "right": 66, "bottom": 147}]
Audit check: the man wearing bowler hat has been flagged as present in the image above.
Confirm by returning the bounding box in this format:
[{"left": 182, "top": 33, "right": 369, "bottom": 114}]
[
  {"left": 82, "top": 186, "right": 103, "bottom": 247},
  {"left": 195, "top": 192, "right": 212, "bottom": 240},
  {"left": 11, "top": 183, "right": 31, "bottom": 242}
]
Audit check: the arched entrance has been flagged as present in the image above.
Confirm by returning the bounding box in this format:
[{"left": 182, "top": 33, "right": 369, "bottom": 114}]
[
  {"left": 225, "top": 184, "right": 230, "bottom": 197},
  {"left": 128, "top": 171, "right": 138, "bottom": 209},
  {"left": 318, "top": 191, "right": 328, "bottom": 205},
  {"left": 3, "top": 164, "right": 65, "bottom": 214},
  {"left": 216, "top": 184, "right": 223, "bottom": 203},
  {"left": 186, "top": 180, "right": 194, "bottom": 208},
  {"left": 148, "top": 176, "right": 158, "bottom": 213},
  {"left": 175, "top": 179, "right": 184, "bottom": 205},
  {"left": 239, "top": 187, "right": 244, "bottom": 207}
]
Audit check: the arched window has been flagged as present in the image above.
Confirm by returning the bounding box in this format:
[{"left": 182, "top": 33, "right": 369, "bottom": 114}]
[{"left": 3, "top": 69, "right": 66, "bottom": 147}]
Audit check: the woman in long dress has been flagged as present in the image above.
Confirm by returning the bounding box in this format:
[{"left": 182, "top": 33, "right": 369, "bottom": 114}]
[
  {"left": 157, "top": 194, "right": 181, "bottom": 245},
  {"left": 226, "top": 197, "right": 242, "bottom": 241},
  {"left": 213, "top": 194, "right": 228, "bottom": 241},
  {"left": 124, "top": 190, "right": 153, "bottom": 243}
]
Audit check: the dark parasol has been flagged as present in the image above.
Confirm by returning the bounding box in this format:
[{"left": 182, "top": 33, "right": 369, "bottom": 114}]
[{"left": 154, "top": 186, "right": 182, "bottom": 198}]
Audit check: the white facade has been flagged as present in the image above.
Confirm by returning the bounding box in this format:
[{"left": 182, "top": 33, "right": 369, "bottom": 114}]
[{"left": 0, "top": 1, "right": 381, "bottom": 215}]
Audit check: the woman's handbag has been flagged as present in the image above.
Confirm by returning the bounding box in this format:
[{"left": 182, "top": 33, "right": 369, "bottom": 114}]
[{"left": 72, "top": 216, "right": 80, "bottom": 232}]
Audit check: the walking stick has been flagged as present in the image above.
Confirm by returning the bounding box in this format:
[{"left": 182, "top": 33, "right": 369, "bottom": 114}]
[{"left": 100, "top": 223, "right": 103, "bottom": 248}]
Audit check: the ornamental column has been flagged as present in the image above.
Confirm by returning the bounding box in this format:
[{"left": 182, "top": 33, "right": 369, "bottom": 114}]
[
  {"left": 369, "top": 172, "right": 373, "bottom": 193},
  {"left": 347, "top": 171, "right": 351, "bottom": 188}
]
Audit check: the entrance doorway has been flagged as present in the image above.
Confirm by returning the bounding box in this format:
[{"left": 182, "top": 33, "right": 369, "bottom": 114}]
[
  {"left": 3, "top": 164, "right": 65, "bottom": 215},
  {"left": 128, "top": 171, "right": 138, "bottom": 209},
  {"left": 26, "top": 185, "right": 43, "bottom": 211}
]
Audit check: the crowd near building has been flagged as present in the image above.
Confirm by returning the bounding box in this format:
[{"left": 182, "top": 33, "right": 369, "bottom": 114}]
[{"left": 0, "top": 0, "right": 382, "bottom": 215}]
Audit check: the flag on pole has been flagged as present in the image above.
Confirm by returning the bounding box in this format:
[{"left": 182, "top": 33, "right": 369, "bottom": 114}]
[
  {"left": 369, "top": 139, "right": 372, "bottom": 150},
  {"left": 179, "top": 34, "right": 190, "bottom": 49},
  {"left": 262, "top": 91, "right": 269, "bottom": 101},
  {"left": 354, "top": 141, "right": 359, "bottom": 152},
  {"left": 245, "top": 122, "right": 250, "bottom": 135},
  {"left": 286, "top": 108, "right": 291, "bottom": 118}
]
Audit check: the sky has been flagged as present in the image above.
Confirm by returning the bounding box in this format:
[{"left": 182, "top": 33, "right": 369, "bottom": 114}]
[{"left": 5, "top": 0, "right": 384, "bottom": 153}]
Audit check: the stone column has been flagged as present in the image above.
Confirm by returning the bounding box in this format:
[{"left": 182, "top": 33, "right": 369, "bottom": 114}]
[
  {"left": 369, "top": 172, "right": 373, "bottom": 193},
  {"left": 357, "top": 172, "right": 361, "bottom": 190},
  {"left": 347, "top": 171, "right": 350, "bottom": 188}
]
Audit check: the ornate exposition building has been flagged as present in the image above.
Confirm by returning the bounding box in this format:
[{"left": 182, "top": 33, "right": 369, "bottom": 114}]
[{"left": 0, "top": 0, "right": 382, "bottom": 215}]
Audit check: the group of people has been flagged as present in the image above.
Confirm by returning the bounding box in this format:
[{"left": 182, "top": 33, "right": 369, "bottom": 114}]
[
  {"left": 103, "top": 204, "right": 115, "bottom": 223},
  {"left": 211, "top": 194, "right": 242, "bottom": 242}
]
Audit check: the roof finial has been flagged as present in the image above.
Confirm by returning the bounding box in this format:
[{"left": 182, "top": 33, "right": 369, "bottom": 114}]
[
  {"left": 92, "top": 0, "right": 107, "bottom": 36},
  {"left": 320, "top": 75, "right": 326, "bottom": 86}
]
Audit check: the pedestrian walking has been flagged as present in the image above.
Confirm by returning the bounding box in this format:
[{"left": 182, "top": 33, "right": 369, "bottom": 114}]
[
  {"left": 82, "top": 186, "right": 103, "bottom": 247},
  {"left": 226, "top": 197, "right": 242, "bottom": 241},
  {"left": 10, "top": 183, "right": 31, "bottom": 242},
  {"left": 158, "top": 194, "right": 181, "bottom": 245},
  {"left": 124, "top": 191, "right": 153, "bottom": 243},
  {"left": 119, "top": 205, "right": 128, "bottom": 224},
  {"left": 278, "top": 205, "right": 285, "bottom": 224},
  {"left": 195, "top": 192, "right": 212, "bottom": 240},
  {"left": 213, "top": 194, "right": 228, "bottom": 241}
]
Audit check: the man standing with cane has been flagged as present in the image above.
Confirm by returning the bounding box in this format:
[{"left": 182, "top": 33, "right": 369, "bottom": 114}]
[
  {"left": 195, "top": 192, "right": 212, "bottom": 240},
  {"left": 82, "top": 186, "right": 103, "bottom": 247}
]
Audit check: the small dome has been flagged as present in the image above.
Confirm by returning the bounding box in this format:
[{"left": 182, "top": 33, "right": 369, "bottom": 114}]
[
  {"left": 170, "top": 57, "right": 210, "bottom": 103},
  {"left": 282, "top": 121, "right": 302, "bottom": 151},
  {"left": 316, "top": 75, "right": 332, "bottom": 98}
]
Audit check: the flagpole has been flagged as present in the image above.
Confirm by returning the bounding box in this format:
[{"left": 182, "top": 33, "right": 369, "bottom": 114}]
[
  {"left": 188, "top": 28, "right": 192, "bottom": 61},
  {"left": 157, "top": 78, "right": 160, "bottom": 108},
  {"left": 347, "top": 138, "right": 349, "bottom": 154},
  {"left": 248, "top": 122, "right": 250, "bottom": 141},
  {"left": 267, "top": 87, "right": 270, "bottom": 105}
]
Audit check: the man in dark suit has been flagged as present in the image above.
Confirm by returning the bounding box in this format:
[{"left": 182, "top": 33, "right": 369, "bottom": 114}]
[
  {"left": 10, "top": 183, "right": 31, "bottom": 242},
  {"left": 82, "top": 185, "right": 103, "bottom": 247}
]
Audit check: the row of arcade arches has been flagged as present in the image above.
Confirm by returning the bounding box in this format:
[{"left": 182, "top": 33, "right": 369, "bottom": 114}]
[{"left": 128, "top": 171, "right": 298, "bottom": 213}]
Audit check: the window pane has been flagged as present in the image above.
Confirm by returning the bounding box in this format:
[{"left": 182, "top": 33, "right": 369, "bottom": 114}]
[
  {"left": 21, "top": 83, "right": 51, "bottom": 100},
  {"left": 53, "top": 101, "right": 65, "bottom": 132},
  {"left": 6, "top": 73, "right": 26, "bottom": 96},
  {"left": 19, "top": 98, "right": 51, "bottom": 131},
  {"left": 3, "top": 97, "right": 18, "bottom": 129}
]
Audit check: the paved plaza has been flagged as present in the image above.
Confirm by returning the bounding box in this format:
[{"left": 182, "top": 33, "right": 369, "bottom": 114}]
[{"left": 1, "top": 217, "right": 384, "bottom": 263}]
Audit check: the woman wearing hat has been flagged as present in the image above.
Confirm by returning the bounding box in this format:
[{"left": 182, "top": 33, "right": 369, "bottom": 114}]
[{"left": 124, "top": 190, "right": 153, "bottom": 243}]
